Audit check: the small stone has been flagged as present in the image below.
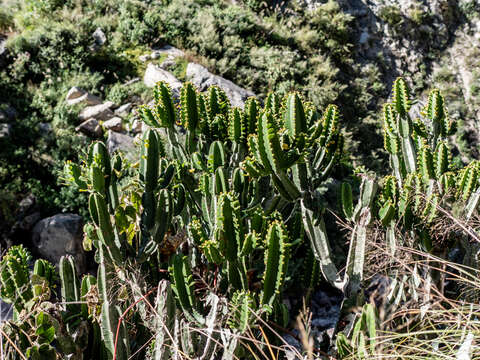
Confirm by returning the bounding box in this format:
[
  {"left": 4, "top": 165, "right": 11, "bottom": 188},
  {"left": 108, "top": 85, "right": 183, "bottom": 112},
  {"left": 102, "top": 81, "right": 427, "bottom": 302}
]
[
  {"left": 67, "top": 87, "right": 102, "bottom": 106},
  {"left": 151, "top": 45, "right": 185, "bottom": 59},
  {"left": 131, "top": 119, "right": 144, "bottom": 133},
  {"left": 103, "top": 117, "right": 123, "bottom": 132},
  {"left": 0, "top": 123, "right": 12, "bottom": 139},
  {"left": 124, "top": 78, "right": 140, "bottom": 86},
  {"left": 75, "top": 118, "right": 102, "bottom": 137},
  {"left": 107, "top": 130, "right": 135, "bottom": 155},
  {"left": 19, "top": 194, "right": 36, "bottom": 213},
  {"left": 92, "top": 28, "right": 106, "bottom": 46},
  {"left": 79, "top": 101, "right": 114, "bottom": 121},
  {"left": 159, "top": 59, "right": 176, "bottom": 70},
  {"left": 139, "top": 54, "right": 151, "bottom": 62},
  {"left": 38, "top": 122, "right": 52, "bottom": 136},
  {"left": 359, "top": 31, "right": 369, "bottom": 44},
  {"left": 114, "top": 103, "right": 132, "bottom": 117},
  {"left": 66, "top": 87, "right": 86, "bottom": 101}
]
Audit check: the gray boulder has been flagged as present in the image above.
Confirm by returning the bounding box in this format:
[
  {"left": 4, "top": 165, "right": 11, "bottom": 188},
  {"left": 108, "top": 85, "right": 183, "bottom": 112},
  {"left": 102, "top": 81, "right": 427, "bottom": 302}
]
[
  {"left": 32, "top": 214, "right": 86, "bottom": 274},
  {"left": 143, "top": 63, "right": 182, "bottom": 96},
  {"left": 114, "top": 103, "right": 132, "bottom": 117},
  {"left": 79, "top": 101, "right": 114, "bottom": 121},
  {"left": 103, "top": 117, "right": 123, "bottom": 132},
  {"left": 107, "top": 130, "right": 135, "bottom": 156},
  {"left": 75, "top": 118, "right": 102, "bottom": 137},
  {"left": 186, "top": 63, "right": 255, "bottom": 108}
]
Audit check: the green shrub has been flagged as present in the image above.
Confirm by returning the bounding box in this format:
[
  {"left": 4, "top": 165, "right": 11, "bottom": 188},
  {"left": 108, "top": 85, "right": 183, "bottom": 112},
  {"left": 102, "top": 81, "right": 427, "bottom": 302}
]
[
  {"left": 106, "top": 80, "right": 150, "bottom": 104},
  {"left": 25, "top": 0, "right": 68, "bottom": 13},
  {"left": 378, "top": 5, "right": 403, "bottom": 28},
  {"left": 0, "top": 7, "right": 14, "bottom": 32}
]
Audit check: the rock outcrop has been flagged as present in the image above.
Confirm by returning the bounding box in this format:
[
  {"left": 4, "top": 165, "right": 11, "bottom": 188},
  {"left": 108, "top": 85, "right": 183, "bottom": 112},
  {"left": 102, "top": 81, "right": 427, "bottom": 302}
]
[
  {"left": 143, "top": 63, "right": 183, "bottom": 95},
  {"left": 107, "top": 130, "right": 135, "bottom": 156},
  {"left": 103, "top": 117, "right": 123, "bottom": 132},
  {"left": 141, "top": 46, "right": 255, "bottom": 107},
  {"left": 78, "top": 101, "right": 114, "bottom": 121},
  {"left": 75, "top": 118, "right": 102, "bottom": 137},
  {"left": 186, "top": 63, "right": 255, "bottom": 108}
]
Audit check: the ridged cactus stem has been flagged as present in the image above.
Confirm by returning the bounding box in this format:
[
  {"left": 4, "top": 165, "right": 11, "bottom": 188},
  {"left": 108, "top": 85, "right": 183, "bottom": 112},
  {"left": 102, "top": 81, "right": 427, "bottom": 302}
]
[
  {"left": 401, "top": 134, "right": 417, "bottom": 174},
  {"left": 180, "top": 82, "right": 200, "bottom": 154},
  {"left": 345, "top": 177, "right": 377, "bottom": 295},
  {"left": 32, "top": 259, "right": 56, "bottom": 298},
  {"left": 391, "top": 154, "right": 404, "bottom": 186},
  {"left": 301, "top": 203, "right": 340, "bottom": 288},
  {"left": 153, "top": 280, "right": 177, "bottom": 360},
  {"left": 97, "top": 244, "right": 113, "bottom": 303},
  {"left": 292, "top": 162, "right": 309, "bottom": 194},
  {"left": 465, "top": 188, "right": 480, "bottom": 220},
  {"left": 197, "top": 293, "right": 224, "bottom": 359},
  {"left": 166, "top": 127, "right": 187, "bottom": 164},
  {"left": 344, "top": 218, "right": 368, "bottom": 296},
  {"left": 92, "top": 193, "right": 124, "bottom": 264},
  {"left": 261, "top": 221, "right": 289, "bottom": 307},
  {"left": 171, "top": 254, "right": 204, "bottom": 325},
  {"left": 80, "top": 275, "right": 96, "bottom": 319},
  {"left": 103, "top": 302, "right": 130, "bottom": 360},
  {"left": 227, "top": 259, "right": 248, "bottom": 292},
  {"left": 386, "top": 223, "right": 396, "bottom": 257},
  {"left": 59, "top": 255, "right": 80, "bottom": 314}
]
